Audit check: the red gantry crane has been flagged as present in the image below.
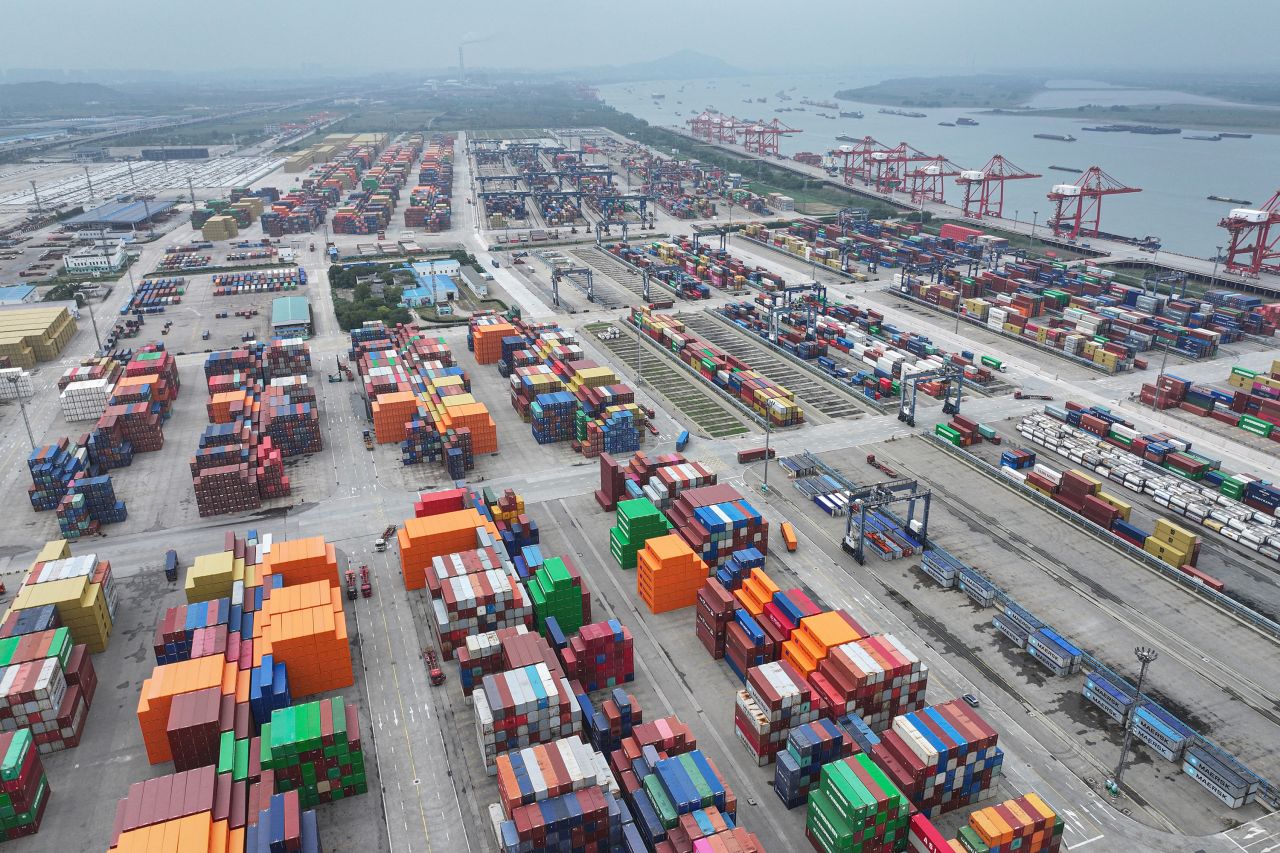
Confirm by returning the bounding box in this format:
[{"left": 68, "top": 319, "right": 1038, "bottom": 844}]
[
  {"left": 688, "top": 112, "right": 717, "bottom": 141},
  {"left": 1046, "top": 166, "right": 1141, "bottom": 240},
  {"left": 828, "top": 137, "right": 890, "bottom": 187},
  {"left": 740, "top": 118, "right": 800, "bottom": 158},
  {"left": 865, "top": 142, "right": 935, "bottom": 195},
  {"left": 905, "top": 155, "right": 964, "bottom": 205},
  {"left": 1219, "top": 190, "right": 1280, "bottom": 277},
  {"left": 956, "top": 155, "right": 1040, "bottom": 220}
]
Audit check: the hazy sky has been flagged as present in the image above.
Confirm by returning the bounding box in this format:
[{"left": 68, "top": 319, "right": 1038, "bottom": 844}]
[{"left": 4, "top": 0, "right": 1278, "bottom": 74}]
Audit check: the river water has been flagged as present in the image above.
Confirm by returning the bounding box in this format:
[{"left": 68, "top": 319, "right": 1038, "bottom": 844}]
[{"left": 598, "top": 73, "right": 1280, "bottom": 258}]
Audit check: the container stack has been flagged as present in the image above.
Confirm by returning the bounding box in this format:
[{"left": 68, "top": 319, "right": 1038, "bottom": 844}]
[
  {"left": 259, "top": 402, "right": 323, "bottom": 456},
  {"left": 469, "top": 317, "right": 518, "bottom": 364},
  {"left": 643, "top": 460, "right": 718, "bottom": 510},
  {"left": 636, "top": 534, "right": 710, "bottom": 615},
  {"left": 775, "top": 719, "right": 854, "bottom": 809},
  {"left": 60, "top": 378, "right": 114, "bottom": 423},
  {"left": 558, "top": 620, "right": 634, "bottom": 692},
  {"left": 964, "top": 794, "right": 1063, "bottom": 853},
  {"left": 164, "top": 686, "right": 223, "bottom": 772},
  {"left": 718, "top": 547, "right": 765, "bottom": 591},
  {"left": 667, "top": 484, "right": 770, "bottom": 570},
  {"left": 530, "top": 391, "right": 577, "bottom": 444},
  {"left": 637, "top": 750, "right": 733, "bottom": 835},
  {"left": 781, "top": 611, "right": 867, "bottom": 679},
  {"left": 528, "top": 556, "right": 587, "bottom": 636},
  {"left": 735, "top": 660, "right": 818, "bottom": 765},
  {"left": 493, "top": 736, "right": 612, "bottom": 815},
  {"left": 398, "top": 508, "right": 501, "bottom": 591},
  {"left": 610, "top": 498, "right": 673, "bottom": 570},
  {"left": 695, "top": 578, "right": 735, "bottom": 660},
  {"left": 0, "top": 625, "right": 95, "bottom": 754},
  {"left": 871, "top": 700, "right": 1003, "bottom": 818},
  {"left": 724, "top": 610, "right": 770, "bottom": 684},
  {"left": 260, "top": 696, "right": 368, "bottom": 806},
  {"left": 7, "top": 550, "right": 115, "bottom": 654},
  {"left": 55, "top": 474, "right": 128, "bottom": 539},
  {"left": 0, "top": 730, "right": 49, "bottom": 841},
  {"left": 805, "top": 753, "right": 911, "bottom": 853},
  {"left": 811, "top": 635, "right": 929, "bottom": 732},
  {"left": 27, "top": 441, "right": 85, "bottom": 511},
  {"left": 257, "top": 579, "right": 354, "bottom": 697},
  {"left": 429, "top": 558, "right": 533, "bottom": 659},
  {"left": 473, "top": 663, "right": 581, "bottom": 775}
]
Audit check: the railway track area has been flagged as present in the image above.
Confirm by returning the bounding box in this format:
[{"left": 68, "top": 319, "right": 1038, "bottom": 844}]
[
  {"left": 585, "top": 321, "right": 751, "bottom": 438},
  {"left": 676, "top": 311, "right": 869, "bottom": 421}
]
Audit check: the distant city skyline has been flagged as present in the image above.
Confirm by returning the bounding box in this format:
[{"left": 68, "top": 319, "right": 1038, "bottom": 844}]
[{"left": 3, "top": 0, "right": 1278, "bottom": 75}]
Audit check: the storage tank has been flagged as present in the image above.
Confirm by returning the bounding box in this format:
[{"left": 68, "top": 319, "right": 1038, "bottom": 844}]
[
  {"left": 1230, "top": 208, "right": 1268, "bottom": 224},
  {"left": 1052, "top": 184, "right": 1082, "bottom": 196}
]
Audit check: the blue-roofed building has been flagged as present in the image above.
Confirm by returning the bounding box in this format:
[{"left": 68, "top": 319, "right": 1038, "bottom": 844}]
[
  {"left": 0, "top": 285, "right": 37, "bottom": 305},
  {"left": 401, "top": 262, "right": 459, "bottom": 308},
  {"left": 63, "top": 198, "right": 178, "bottom": 231}
]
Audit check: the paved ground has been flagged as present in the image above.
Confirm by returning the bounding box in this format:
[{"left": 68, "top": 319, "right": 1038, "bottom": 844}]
[{"left": 0, "top": 129, "right": 1276, "bottom": 853}]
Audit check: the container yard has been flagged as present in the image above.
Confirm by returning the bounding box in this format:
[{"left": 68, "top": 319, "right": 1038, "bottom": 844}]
[{"left": 2, "top": 111, "right": 1280, "bottom": 853}]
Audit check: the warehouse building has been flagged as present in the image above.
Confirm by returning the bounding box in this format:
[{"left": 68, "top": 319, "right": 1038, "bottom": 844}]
[
  {"left": 0, "top": 285, "right": 38, "bottom": 305},
  {"left": 63, "top": 198, "right": 177, "bottom": 232},
  {"left": 271, "top": 296, "right": 313, "bottom": 339},
  {"left": 64, "top": 240, "right": 127, "bottom": 274}
]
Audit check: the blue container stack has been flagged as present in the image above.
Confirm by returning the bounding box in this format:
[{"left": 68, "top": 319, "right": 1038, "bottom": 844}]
[
  {"left": 28, "top": 442, "right": 86, "bottom": 510},
  {"left": 87, "top": 427, "right": 134, "bottom": 470},
  {"left": 401, "top": 415, "right": 443, "bottom": 465},
  {"left": 56, "top": 475, "right": 127, "bottom": 539},
  {"left": 716, "top": 547, "right": 764, "bottom": 591},
  {"left": 600, "top": 409, "right": 640, "bottom": 455},
  {"left": 774, "top": 719, "right": 852, "bottom": 808},
  {"left": 691, "top": 498, "right": 766, "bottom": 569},
  {"left": 446, "top": 446, "right": 467, "bottom": 481},
  {"left": 249, "top": 654, "right": 292, "bottom": 728},
  {"left": 577, "top": 687, "right": 640, "bottom": 755},
  {"left": 261, "top": 403, "right": 322, "bottom": 456},
  {"left": 245, "top": 790, "right": 323, "bottom": 853},
  {"left": 835, "top": 712, "right": 882, "bottom": 755},
  {"left": 532, "top": 391, "right": 578, "bottom": 444}
]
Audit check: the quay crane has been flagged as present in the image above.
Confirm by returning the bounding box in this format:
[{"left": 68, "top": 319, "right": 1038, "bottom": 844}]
[
  {"left": 1219, "top": 189, "right": 1280, "bottom": 278},
  {"left": 956, "top": 155, "right": 1040, "bottom": 220},
  {"left": 739, "top": 119, "right": 801, "bottom": 158},
  {"left": 904, "top": 155, "right": 964, "bottom": 205},
  {"left": 1047, "top": 166, "right": 1142, "bottom": 241}
]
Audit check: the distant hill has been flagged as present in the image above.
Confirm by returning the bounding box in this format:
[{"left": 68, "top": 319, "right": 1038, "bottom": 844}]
[
  {"left": 0, "top": 81, "right": 134, "bottom": 114},
  {"left": 582, "top": 50, "right": 744, "bottom": 83},
  {"left": 836, "top": 74, "right": 1044, "bottom": 109}
]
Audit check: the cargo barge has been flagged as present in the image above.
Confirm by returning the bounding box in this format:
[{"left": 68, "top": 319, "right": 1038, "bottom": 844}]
[
  {"left": 879, "top": 108, "right": 927, "bottom": 118},
  {"left": 1208, "top": 195, "right": 1251, "bottom": 205},
  {"left": 1033, "top": 133, "right": 1076, "bottom": 142}
]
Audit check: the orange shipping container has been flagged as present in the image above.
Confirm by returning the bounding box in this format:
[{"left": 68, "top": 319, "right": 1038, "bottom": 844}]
[
  {"left": 263, "top": 537, "right": 340, "bottom": 588},
  {"left": 137, "top": 656, "right": 235, "bottom": 764},
  {"left": 398, "top": 508, "right": 501, "bottom": 590},
  {"left": 636, "top": 534, "right": 708, "bottom": 614}
]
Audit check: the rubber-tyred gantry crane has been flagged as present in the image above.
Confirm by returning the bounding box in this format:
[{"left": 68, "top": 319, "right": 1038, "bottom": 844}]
[
  {"left": 905, "top": 155, "right": 965, "bottom": 205},
  {"left": 956, "top": 155, "right": 1040, "bottom": 220},
  {"left": 740, "top": 119, "right": 800, "bottom": 157},
  {"left": 1219, "top": 190, "right": 1280, "bottom": 277},
  {"left": 1047, "top": 166, "right": 1141, "bottom": 240}
]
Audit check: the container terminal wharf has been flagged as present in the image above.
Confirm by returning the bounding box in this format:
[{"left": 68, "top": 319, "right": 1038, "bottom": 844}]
[
  {"left": 0, "top": 129, "right": 1276, "bottom": 853},
  {"left": 653, "top": 123, "right": 1280, "bottom": 302}
]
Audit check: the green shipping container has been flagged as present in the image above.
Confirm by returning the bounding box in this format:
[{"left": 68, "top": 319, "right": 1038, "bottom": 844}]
[{"left": 956, "top": 824, "right": 990, "bottom": 852}]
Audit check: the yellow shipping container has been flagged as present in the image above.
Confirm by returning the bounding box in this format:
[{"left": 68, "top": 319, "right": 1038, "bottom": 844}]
[
  {"left": 10, "top": 576, "right": 112, "bottom": 653},
  {"left": 1095, "top": 492, "right": 1132, "bottom": 521},
  {"left": 1154, "top": 519, "right": 1199, "bottom": 548},
  {"left": 36, "top": 539, "right": 71, "bottom": 563},
  {"left": 186, "top": 551, "right": 236, "bottom": 603},
  {"left": 1143, "top": 537, "right": 1187, "bottom": 568}
]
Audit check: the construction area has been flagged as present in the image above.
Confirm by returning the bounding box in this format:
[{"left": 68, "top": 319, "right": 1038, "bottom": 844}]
[{"left": 0, "top": 122, "right": 1278, "bottom": 853}]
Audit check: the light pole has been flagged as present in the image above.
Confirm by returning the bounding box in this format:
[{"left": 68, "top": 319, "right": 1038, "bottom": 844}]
[
  {"left": 29, "top": 180, "right": 42, "bottom": 214},
  {"left": 761, "top": 419, "right": 773, "bottom": 492},
  {"left": 83, "top": 166, "right": 95, "bottom": 201},
  {"left": 1110, "top": 646, "right": 1159, "bottom": 796},
  {"left": 76, "top": 291, "right": 104, "bottom": 351},
  {"left": 5, "top": 375, "right": 35, "bottom": 450},
  {"left": 1031, "top": 211, "right": 1038, "bottom": 247},
  {"left": 1211, "top": 245, "right": 1223, "bottom": 284}
]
